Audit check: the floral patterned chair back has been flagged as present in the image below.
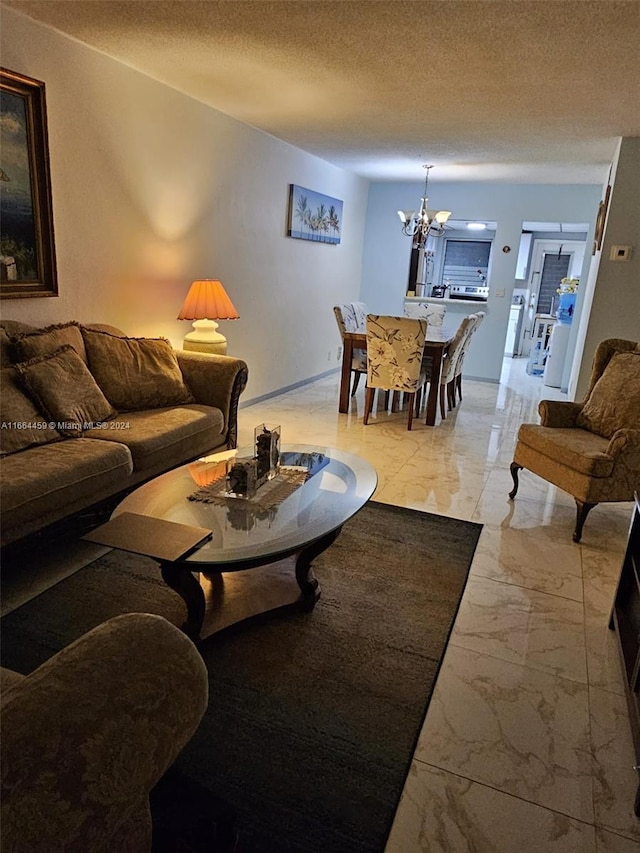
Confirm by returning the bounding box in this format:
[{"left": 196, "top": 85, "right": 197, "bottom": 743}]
[
  {"left": 403, "top": 302, "right": 447, "bottom": 327},
  {"left": 333, "top": 302, "right": 368, "bottom": 397},
  {"left": 437, "top": 314, "right": 477, "bottom": 419},
  {"left": 364, "top": 314, "right": 427, "bottom": 430}
]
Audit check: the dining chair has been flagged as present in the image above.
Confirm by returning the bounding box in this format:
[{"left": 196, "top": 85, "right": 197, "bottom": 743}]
[
  {"left": 363, "top": 314, "right": 427, "bottom": 430},
  {"left": 403, "top": 302, "right": 447, "bottom": 327},
  {"left": 453, "top": 310, "right": 485, "bottom": 405},
  {"left": 333, "top": 302, "right": 368, "bottom": 396},
  {"left": 437, "top": 314, "right": 477, "bottom": 419}
]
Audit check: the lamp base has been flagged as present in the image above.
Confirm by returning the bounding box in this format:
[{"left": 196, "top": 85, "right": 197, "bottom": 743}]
[
  {"left": 183, "top": 338, "right": 227, "bottom": 355},
  {"left": 183, "top": 319, "right": 228, "bottom": 355}
]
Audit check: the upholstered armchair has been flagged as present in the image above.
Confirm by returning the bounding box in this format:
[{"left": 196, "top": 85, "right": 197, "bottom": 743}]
[
  {"left": 1, "top": 613, "right": 209, "bottom": 852},
  {"left": 364, "top": 314, "right": 427, "bottom": 430},
  {"left": 509, "top": 338, "right": 640, "bottom": 542},
  {"left": 333, "top": 302, "right": 368, "bottom": 396}
]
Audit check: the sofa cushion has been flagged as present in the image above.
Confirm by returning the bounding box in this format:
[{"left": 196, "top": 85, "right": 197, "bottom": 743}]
[
  {"left": 82, "top": 328, "right": 195, "bottom": 411},
  {"left": 577, "top": 351, "right": 640, "bottom": 438},
  {"left": 0, "top": 438, "right": 133, "bottom": 537},
  {"left": 14, "top": 346, "right": 116, "bottom": 437},
  {"left": 0, "top": 368, "right": 62, "bottom": 456},
  {"left": 516, "top": 424, "right": 614, "bottom": 477},
  {"left": 85, "top": 404, "right": 225, "bottom": 473},
  {"left": 12, "top": 321, "right": 88, "bottom": 364}
]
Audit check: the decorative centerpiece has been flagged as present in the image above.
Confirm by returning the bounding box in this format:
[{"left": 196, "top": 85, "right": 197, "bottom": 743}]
[
  {"left": 255, "top": 423, "right": 281, "bottom": 486},
  {"left": 225, "top": 457, "right": 258, "bottom": 499}
]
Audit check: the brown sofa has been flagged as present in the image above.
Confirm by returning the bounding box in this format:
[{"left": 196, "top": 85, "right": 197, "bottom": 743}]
[
  {"left": 1, "top": 613, "right": 209, "bottom": 852},
  {"left": 0, "top": 320, "right": 248, "bottom": 548}
]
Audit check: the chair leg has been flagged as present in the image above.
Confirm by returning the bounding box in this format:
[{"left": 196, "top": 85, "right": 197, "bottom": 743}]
[
  {"left": 439, "top": 384, "right": 446, "bottom": 420},
  {"left": 456, "top": 374, "right": 462, "bottom": 402},
  {"left": 509, "top": 463, "right": 523, "bottom": 499},
  {"left": 407, "top": 392, "right": 415, "bottom": 430},
  {"left": 573, "top": 501, "right": 597, "bottom": 543},
  {"left": 383, "top": 391, "right": 390, "bottom": 411},
  {"left": 351, "top": 371, "right": 361, "bottom": 396},
  {"left": 447, "top": 380, "right": 456, "bottom": 411},
  {"left": 392, "top": 391, "right": 401, "bottom": 413},
  {"left": 363, "top": 387, "right": 375, "bottom": 424}
]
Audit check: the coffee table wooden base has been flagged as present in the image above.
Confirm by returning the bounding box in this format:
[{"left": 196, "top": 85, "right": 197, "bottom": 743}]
[{"left": 160, "top": 527, "right": 341, "bottom": 642}]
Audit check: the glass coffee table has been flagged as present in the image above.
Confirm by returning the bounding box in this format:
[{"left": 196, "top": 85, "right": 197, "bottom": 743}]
[{"left": 108, "top": 444, "right": 377, "bottom": 641}]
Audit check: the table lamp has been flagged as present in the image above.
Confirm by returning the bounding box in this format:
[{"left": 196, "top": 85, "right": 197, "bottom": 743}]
[{"left": 178, "top": 279, "right": 239, "bottom": 354}]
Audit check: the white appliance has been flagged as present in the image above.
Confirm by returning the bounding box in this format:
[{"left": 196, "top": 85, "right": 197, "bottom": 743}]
[
  {"left": 449, "top": 284, "right": 489, "bottom": 301},
  {"left": 504, "top": 303, "right": 524, "bottom": 357},
  {"left": 543, "top": 323, "right": 571, "bottom": 388}
]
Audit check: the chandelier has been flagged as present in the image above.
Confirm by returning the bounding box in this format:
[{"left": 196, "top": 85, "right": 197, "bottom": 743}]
[{"left": 397, "top": 165, "right": 452, "bottom": 240}]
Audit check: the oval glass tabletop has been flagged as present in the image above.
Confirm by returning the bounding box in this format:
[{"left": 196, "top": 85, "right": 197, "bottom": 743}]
[{"left": 113, "top": 444, "right": 378, "bottom": 568}]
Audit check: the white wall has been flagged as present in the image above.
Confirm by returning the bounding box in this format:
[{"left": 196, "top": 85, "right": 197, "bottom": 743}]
[
  {"left": 0, "top": 8, "right": 369, "bottom": 401},
  {"left": 570, "top": 137, "right": 640, "bottom": 400},
  {"left": 361, "top": 182, "right": 601, "bottom": 382}
]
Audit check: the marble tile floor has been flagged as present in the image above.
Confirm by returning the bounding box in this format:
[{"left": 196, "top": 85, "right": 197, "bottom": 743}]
[
  {"left": 1, "top": 357, "right": 637, "bottom": 851},
  {"left": 235, "top": 356, "right": 639, "bottom": 852}
]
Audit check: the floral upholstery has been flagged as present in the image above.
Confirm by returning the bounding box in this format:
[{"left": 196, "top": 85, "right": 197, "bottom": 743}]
[
  {"left": 1, "top": 613, "right": 209, "bottom": 852},
  {"left": 403, "top": 302, "right": 447, "bottom": 327},
  {"left": 364, "top": 315, "right": 427, "bottom": 430},
  {"left": 510, "top": 337, "right": 640, "bottom": 542},
  {"left": 333, "top": 303, "right": 368, "bottom": 393},
  {"left": 435, "top": 314, "right": 478, "bottom": 419}
]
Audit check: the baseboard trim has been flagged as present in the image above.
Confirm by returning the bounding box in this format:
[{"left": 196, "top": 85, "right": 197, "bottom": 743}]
[{"left": 240, "top": 368, "right": 339, "bottom": 408}]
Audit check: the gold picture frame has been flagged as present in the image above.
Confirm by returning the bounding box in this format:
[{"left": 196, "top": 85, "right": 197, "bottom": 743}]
[
  {"left": 0, "top": 68, "right": 58, "bottom": 299},
  {"left": 592, "top": 184, "right": 611, "bottom": 256}
]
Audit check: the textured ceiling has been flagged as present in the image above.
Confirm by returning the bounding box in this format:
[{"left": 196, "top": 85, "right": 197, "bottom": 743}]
[{"left": 5, "top": 0, "right": 640, "bottom": 183}]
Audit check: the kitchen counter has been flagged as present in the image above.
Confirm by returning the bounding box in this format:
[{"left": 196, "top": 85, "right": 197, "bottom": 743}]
[{"left": 404, "top": 296, "right": 488, "bottom": 307}]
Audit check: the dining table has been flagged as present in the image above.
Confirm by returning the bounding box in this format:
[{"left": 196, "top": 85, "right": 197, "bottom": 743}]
[{"left": 339, "top": 324, "right": 456, "bottom": 426}]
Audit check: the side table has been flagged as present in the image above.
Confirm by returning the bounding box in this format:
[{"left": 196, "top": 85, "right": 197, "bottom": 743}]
[{"left": 609, "top": 493, "right": 640, "bottom": 816}]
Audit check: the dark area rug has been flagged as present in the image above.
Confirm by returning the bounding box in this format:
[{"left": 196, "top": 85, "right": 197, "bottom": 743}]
[{"left": 1, "top": 501, "right": 481, "bottom": 853}]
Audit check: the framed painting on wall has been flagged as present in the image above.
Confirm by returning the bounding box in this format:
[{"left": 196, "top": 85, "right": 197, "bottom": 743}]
[
  {"left": 592, "top": 183, "right": 611, "bottom": 256},
  {"left": 0, "top": 68, "right": 58, "bottom": 299},
  {"left": 287, "top": 184, "right": 343, "bottom": 244}
]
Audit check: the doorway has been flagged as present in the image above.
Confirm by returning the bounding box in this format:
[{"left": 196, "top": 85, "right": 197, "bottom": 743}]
[{"left": 521, "top": 238, "right": 585, "bottom": 356}]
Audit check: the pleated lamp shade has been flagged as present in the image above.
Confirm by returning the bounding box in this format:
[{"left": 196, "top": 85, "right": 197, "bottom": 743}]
[{"left": 178, "top": 279, "right": 239, "bottom": 354}]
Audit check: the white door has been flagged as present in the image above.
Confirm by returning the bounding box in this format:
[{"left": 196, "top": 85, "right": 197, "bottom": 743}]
[{"left": 521, "top": 239, "right": 585, "bottom": 356}]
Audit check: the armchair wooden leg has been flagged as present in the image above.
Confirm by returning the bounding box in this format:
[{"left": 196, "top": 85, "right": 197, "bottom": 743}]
[
  {"left": 351, "top": 371, "right": 361, "bottom": 396},
  {"left": 573, "top": 501, "right": 597, "bottom": 543},
  {"left": 363, "top": 387, "right": 375, "bottom": 424},
  {"left": 509, "top": 463, "right": 523, "bottom": 499},
  {"left": 456, "top": 374, "right": 462, "bottom": 402}
]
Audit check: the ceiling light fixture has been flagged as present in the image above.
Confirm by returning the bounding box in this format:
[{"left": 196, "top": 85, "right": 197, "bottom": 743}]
[{"left": 397, "top": 165, "right": 452, "bottom": 241}]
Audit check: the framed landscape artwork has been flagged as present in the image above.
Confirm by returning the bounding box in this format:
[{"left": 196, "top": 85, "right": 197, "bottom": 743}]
[
  {"left": 287, "top": 184, "right": 343, "bottom": 244},
  {"left": 0, "top": 68, "right": 58, "bottom": 298},
  {"left": 592, "top": 183, "right": 611, "bottom": 256}
]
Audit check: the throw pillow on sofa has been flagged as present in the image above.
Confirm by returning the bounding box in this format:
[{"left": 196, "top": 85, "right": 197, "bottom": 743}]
[
  {"left": 14, "top": 345, "right": 116, "bottom": 437},
  {"left": 0, "top": 368, "right": 62, "bottom": 455},
  {"left": 576, "top": 351, "right": 640, "bottom": 438},
  {"left": 81, "top": 327, "right": 195, "bottom": 411},
  {"left": 11, "top": 321, "right": 88, "bottom": 364}
]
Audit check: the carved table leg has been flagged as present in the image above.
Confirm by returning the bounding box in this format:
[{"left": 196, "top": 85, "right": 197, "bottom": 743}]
[
  {"left": 161, "top": 562, "right": 206, "bottom": 641},
  {"left": 295, "top": 527, "right": 341, "bottom": 611},
  {"left": 509, "top": 463, "right": 523, "bottom": 499}
]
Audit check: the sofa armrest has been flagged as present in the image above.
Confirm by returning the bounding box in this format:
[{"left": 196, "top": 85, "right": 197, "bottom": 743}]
[
  {"left": 1, "top": 614, "right": 208, "bottom": 853},
  {"left": 176, "top": 350, "right": 248, "bottom": 449},
  {"left": 538, "top": 400, "right": 583, "bottom": 428}
]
